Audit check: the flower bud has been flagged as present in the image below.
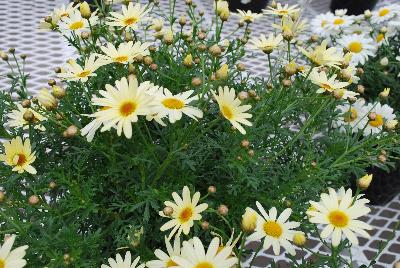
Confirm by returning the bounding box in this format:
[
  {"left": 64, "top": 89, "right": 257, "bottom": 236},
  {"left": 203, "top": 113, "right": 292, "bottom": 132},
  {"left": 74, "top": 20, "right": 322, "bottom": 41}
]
[
  {"left": 270, "top": 0, "right": 277, "bottom": 8},
  {"left": 379, "top": 88, "right": 390, "bottom": 99},
  {"left": 310, "top": 35, "right": 318, "bottom": 43},
  {"left": 63, "top": 125, "right": 79, "bottom": 138},
  {"left": 284, "top": 61, "right": 297, "bottom": 76},
  {"left": 282, "top": 79, "right": 292, "bottom": 87},
  {"left": 49, "top": 181, "right": 57, "bottom": 189},
  {"left": 191, "top": 77, "right": 202, "bottom": 87},
  {"left": 198, "top": 44, "right": 207, "bottom": 52},
  {"left": 385, "top": 119, "right": 398, "bottom": 130},
  {"left": 238, "top": 91, "right": 249, "bottom": 100},
  {"left": 8, "top": 48, "right": 15, "bottom": 54},
  {"left": 183, "top": 54, "right": 193, "bottom": 67},
  {"left": 380, "top": 57, "right": 389, "bottom": 66},
  {"left": 150, "top": 63, "right": 158, "bottom": 70},
  {"left": 23, "top": 110, "right": 35, "bottom": 122},
  {"left": 0, "top": 191, "right": 5, "bottom": 203},
  {"left": 178, "top": 16, "right": 187, "bottom": 26},
  {"left": 163, "top": 206, "right": 174, "bottom": 217},
  {"left": 198, "top": 32, "right": 206, "bottom": 40},
  {"left": 216, "top": 64, "right": 228, "bottom": 80},
  {"left": 236, "top": 63, "right": 245, "bottom": 71},
  {"left": 0, "top": 51, "right": 8, "bottom": 61},
  {"left": 248, "top": 149, "right": 255, "bottom": 157},
  {"left": 368, "top": 112, "right": 376, "bottom": 121},
  {"left": 364, "top": 9, "right": 372, "bottom": 19},
  {"left": 283, "top": 30, "right": 294, "bottom": 41},
  {"left": 208, "top": 186, "right": 217, "bottom": 194},
  {"left": 209, "top": 44, "right": 222, "bottom": 57},
  {"left": 357, "top": 85, "right": 365, "bottom": 94},
  {"left": 38, "top": 88, "right": 58, "bottom": 110},
  {"left": 29, "top": 195, "right": 40, "bottom": 205},
  {"left": 21, "top": 99, "right": 31, "bottom": 108},
  {"left": 293, "top": 232, "right": 307, "bottom": 247},
  {"left": 163, "top": 30, "right": 174, "bottom": 45},
  {"left": 357, "top": 174, "right": 373, "bottom": 190},
  {"left": 241, "top": 208, "right": 257, "bottom": 232},
  {"left": 52, "top": 85, "right": 66, "bottom": 99},
  {"left": 218, "top": 204, "right": 229, "bottom": 216},
  {"left": 241, "top": 139, "right": 250, "bottom": 148},
  {"left": 80, "top": 1, "right": 91, "bottom": 18},
  {"left": 201, "top": 221, "right": 209, "bottom": 230},
  {"left": 248, "top": 90, "right": 257, "bottom": 97},
  {"left": 378, "top": 154, "right": 386, "bottom": 163},
  {"left": 356, "top": 67, "right": 364, "bottom": 76},
  {"left": 380, "top": 26, "right": 387, "bottom": 34},
  {"left": 81, "top": 31, "right": 91, "bottom": 40},
  {"left": 143, "top": 56, "right": 153, "bottom": 66}
]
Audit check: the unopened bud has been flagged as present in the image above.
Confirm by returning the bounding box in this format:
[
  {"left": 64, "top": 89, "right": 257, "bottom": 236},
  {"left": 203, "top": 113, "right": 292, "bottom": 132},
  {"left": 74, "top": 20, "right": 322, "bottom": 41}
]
[
  {"left": 216, "top": 64, "right": 228, "bottom": 80},
  {"left": 385, "top": 119, "right": 398, "bottom": 130},
  {"left": 49, "top": 181, "right": 57, "bottom": 189},
  {"left": 270, "top": 0, "right": 277, "bottom": 8},
  {"left": 357, "top": 85, "right": 365, "bottom": 94},
  {"left": 201, "top": 221, "right": 209, "bottom": 230},
  {"left": 357, "top": 174, "right": 373, "bottom": 190},
  {"left": 241, "top": 208, "right": 257, "bottom": 232},
  {"left": 293, "top": 232, "right": 307, "bottom": 247},
  {"left": 282, "top": 79, "right": 292, "bottom": 87},
  {"left": 163, "top": 206, "right": 173, "bottom": 216},
  {"left": 238, "top": 91, "right": 249, "bottom": 100},
  {"left": 356, "top": 67, "right": 364, "bottom": 76},
  {"left": 23, "top": 110, "right": 35, "bottom": 122},
  {"left": 63, "top": 125, "right": 79, "bottom": 138},
  {"left": 218, "top": 204, "right": 229, "bottom": 216},
  {"left": 183, "top": 54, "right": 193, "bottom": 67},
  {"left": 28, "top": 195, "right": 40, "bottom": 205},
  {"left": 0, "top": 51, "right": 8, "bottom": 61},
  {"left": 248, "top": 149, "right": 255, "bottom": 157},
  {"left": 310, "top": 35, "right": 318, "bottom": 42},
  {"left": 380, "top": 57, "right": 389, "bottom": 66},
  {"left": 208, "top": 186, "right": 217, "bottom": 194},
  {"left": 52, "top": 85, "right": 66, "bottom": 99},
  {"left": 368, "top": 112, "right": 377, "bottom": 121},
  {"left": 0, "top": 191, "right": 5, "bottom": 203},
  {"left": 209, "top": 44, "right": 222, "bottom": 57},
  {"left": 21, "top": 99, "right": 31, "bottom": 108},
  {"left": 150, "top": 63, "right": 157, "bottom": 70},
  {"left": 143, "top": 56, "right": 153, "bottom": 66},
  {"left": 81, "top": 31, "right": 90, "bottom": 40},
  {"left": 379, "top": 88, "right": 390, "bottom": 98},
  {"left": 191, "top": 77, "right": 202, "bottom": 87},
  {"left": 241, "top": 139, "right": 250, "bottom": 148},
  {"left": 38, "top": 88, "right": 58, "bottom": 110},
  {"left": 80, "top": 1, "right": 92, "bottom": 19},
  {"left": 378, "top": 154, "right": 386, "bottom": 163}
]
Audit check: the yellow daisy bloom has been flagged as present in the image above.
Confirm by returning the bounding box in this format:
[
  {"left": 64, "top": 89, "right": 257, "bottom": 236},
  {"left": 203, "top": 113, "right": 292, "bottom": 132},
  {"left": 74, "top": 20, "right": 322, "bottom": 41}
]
[
  {"left": 247, "top": 33, "right": 283, "bottom": 54},
  {"left": 234, "top": 10, "right": 263, "bottom": 23},
  {"left": 86, "top": 76, "right": 156, "bottom": 139},
  {"left": 212, "top": 86, "right": 252, "bottom": 135},
  {"left": 58, "top": 55, "right": 105, "bottom": 82},
  {"left": 159, "top": 186, "right": 208, "bottom": 239},
  {"left": 106, "top": 2, "right": 150, "bottom": 30},
  {"left": 6, "top": 104, "right": 46, "bottom": 131},
  {"left": 263, "top": 3, "right": 300, "bottom": 17},
  {"left": 308, "top": 68, "right": 349, "bottom": 94},
  {"left": 0, "top": 137, "right": 37, "bottom": 174},
  {"left": 300, "top": 40, "right": 343, "bottom": 68},
  {"left": 99, "top": 41, "right": 150, "bottom": 65},
  {"left": 308, "top": 188, "right": 372, "bottom": 247},
  {"left": 0, "top": 235, "right": 29, "bottom": 268}
]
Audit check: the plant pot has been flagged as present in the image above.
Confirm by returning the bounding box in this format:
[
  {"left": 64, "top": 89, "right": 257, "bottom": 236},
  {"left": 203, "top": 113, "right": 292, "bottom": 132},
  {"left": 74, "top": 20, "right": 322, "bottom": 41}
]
[
  {"left": 353, "top": 164, "right": 400, "bottom": 205},
  {"left": 330, "top": 0, "right": 378, "bottom": 15},
  {"left": 228, "top": 0, "right": 269, "bottom": 13}
]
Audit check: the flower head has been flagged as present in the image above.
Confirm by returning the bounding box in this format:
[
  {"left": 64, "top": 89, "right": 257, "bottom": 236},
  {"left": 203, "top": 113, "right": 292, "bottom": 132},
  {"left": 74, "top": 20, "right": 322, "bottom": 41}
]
[
  {"left": 99, "top": 41, "right": 150, "bottom": 65},
  {"left": 58, "top": 55, "right": 105, "bottom": 82},
  {"left": 371, "top": 5, "right": 400, "bottom": 24},
  {"left": 212, "top": 86, "right": 252, "bottom": 135},
  {"left": 146, "top": 236, "right": 181, "bottom": 268},
  {"left": 234, "top": 10, "right": 263, "bottom": 23},
  {"left": 364, "top": 102, "right": 396, "bottom": 135},
  {"left": 171, "top": 237, "right": 237, "bottom": 268},
  {"left": 337, "top": 34, "right": 377, "bottom": 65},
  {"left": 308, "top": 188, "right": 372, "bottom": 247},
  {"left": 101, "top": 252, "right": 144, "bottom": 268},
  {"left": 308, "top": 68, "right": 349, "bottom": 94},
  {"left": 159, "top": 186, "right": 208, "bottom": 239},
  {"left": 0, "top": 137, "right": 36, "bottom": 174},
  {"left": 263, "top": 3, "right": 300, "bottom": 17},
  {"left": 59, "top": 9, "right": 98, "bottom": 35},
  {"left": 247, "top": 202, "right": 300, "bottom": 255},
  {"left": 6, "top": 104, "right": 46, "bottom": 131},
  {"left": 334, "top": 98, "right": 368, "bottom": 133},
  {"left": 247, "top": 33, "right": 283, "bottom": 54},
  {"left": 0, "top": 235, "right": 28, "bottom": 268},
  {"left": 300, "top": 40, "right": 343, "bottom": 68},
  {"left": 106, "top": 2, "right": 150, "bottom": 30}
]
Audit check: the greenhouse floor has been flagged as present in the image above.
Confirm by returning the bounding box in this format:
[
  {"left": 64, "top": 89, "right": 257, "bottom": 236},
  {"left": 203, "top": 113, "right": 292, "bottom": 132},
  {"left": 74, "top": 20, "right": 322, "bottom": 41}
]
[{"left": 0, "top": 0, "right": 398, "bottom": 267}]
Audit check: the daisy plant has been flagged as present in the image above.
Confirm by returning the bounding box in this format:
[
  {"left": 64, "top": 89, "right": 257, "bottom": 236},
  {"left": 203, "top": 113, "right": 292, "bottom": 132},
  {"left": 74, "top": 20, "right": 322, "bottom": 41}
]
[{"left": 0, "top": 0, "right": 399, "bottom": 267}]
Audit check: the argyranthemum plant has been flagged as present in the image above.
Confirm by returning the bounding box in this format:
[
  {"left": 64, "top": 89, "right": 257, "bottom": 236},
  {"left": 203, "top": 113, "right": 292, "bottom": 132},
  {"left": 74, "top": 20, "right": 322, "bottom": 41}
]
[{"left": 0, "top": 0, "right": 399, "bottom": 267}]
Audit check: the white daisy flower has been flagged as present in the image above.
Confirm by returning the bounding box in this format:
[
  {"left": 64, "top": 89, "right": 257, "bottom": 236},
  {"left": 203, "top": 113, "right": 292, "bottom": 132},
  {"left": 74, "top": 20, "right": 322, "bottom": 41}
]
[
  {"left": 308, "top": 188, "right": 372, "bottom": 247},
  {"left": 0, "top": 235, "right": 28, "bottom": 268},
  {"left": 58, "top": 9, "right": 98, "bottom": 35},
  {"left": 212, "top": 86, "right": 252, "bottom": 135},
  {"left": 337, "top": 34, "right": 377, "bottom": 65},
  {"left": 310, "top": 12, "right": 335, "bottom": 37},
  {"left": 171, "top": 237, "right": 238, "bottom": 268},
  {"left": 149, "top": 88, "right": 203, "bottom": 124},
  {"left": 247, "top": 33, "right": 283, "bottom": 54},
  {"left": 106, "top": 2, "right": 150, "bottom": 31},
  {"left": 308, "top": 68, "right": 349, "bottom": 94},
  {"left": 99, "top": 41, "right": 150, "bottom": 65},
  {"left": 247, "top": 202, "right": 300, "bottom": 256},
  {"left": 159, "top": 186, "right": 208, "bottom": 239},
  {"left": 6, "top": 104, "right": 46, "bottom": 131},
  {"left": 146, "top": 236, "right": 181, "bottom": 268},
  {"left": 363, "top": 102, "right": 396, "bottom": 135},
  {"left": 334, "top": 98, "right": 368, "bottom": 133},
  {"left": 234, "top": 10, "right": 263, "bottom": 23},
  {"left": 101, "top": 252, "right": 144, "bottom": 268},
  {"left": 58, "top": 55, "right": 105, "bottom": 82},
  {"left": 85, "top": 77, "right": 155, "bottom": 139},
  {"left": 371, "top": 5, "right": 400, "bottom": 24},
  {"left": 326, "top": 15, "right": 354, "bottom": 32},
  {"left": 263, "top": 3, "right": 300, "bottom": 17}
]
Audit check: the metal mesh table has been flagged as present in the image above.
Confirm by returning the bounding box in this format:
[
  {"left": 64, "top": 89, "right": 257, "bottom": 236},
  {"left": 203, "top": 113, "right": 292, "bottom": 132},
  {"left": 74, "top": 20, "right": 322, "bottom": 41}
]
[{"left": 0, "top": 0, "right": 398, "bottom": 267}]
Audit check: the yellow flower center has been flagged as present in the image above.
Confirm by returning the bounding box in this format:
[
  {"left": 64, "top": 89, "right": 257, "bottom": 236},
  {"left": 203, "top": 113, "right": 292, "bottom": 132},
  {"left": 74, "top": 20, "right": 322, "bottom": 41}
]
[
  {"left": 195, "top": 262, "right": 214, "bottom": 268},
  {"left": 166, "top": 259, "right": 178, "bottom": 267},
  {"left": 124, "top": 17, "right": 138, "bottom": 26},
  {"left": 333, "top": 18, "right": 344, "bottom": 25},
  {"left": 0, "top": 259, "right": 5, "bottom": 268},
  {"left": 179, "top": 207, "right": 193, "bottom": 223},
  {"left": 321, "top": 83, "right": 333, "bottom": 91},
  {"left": 277, "top": 10, "right": 289, "bottom": 15},
  {"left": 119, "top": 101, "right": 137, "bottom": 117},
  {"left": 78, "top": 70, "right": 91, "bottom": 77},
  {"left": 369, "top": 114, "right": 384, "bottom": 127},
  {"left": 344, "top": 108, "right": 358, "bottom": 122},
  {"left": 69, "top": 21, "right": 84, "bottom": 30},
  {"left": 379, "top": 8, "right": 390, "bottom": 17},
  {"left": 263, "top": 221, "right": 283, "bottom": 238},
  {"left": 328, "top": 210, "right": 349, "bottom": 228},
  {"left": 13, "top": 153, "right": 27, "bottom": 166},
  {"left": 114, "top": 55, "right": 129, "bottom": 63},
  {"left": 348, "top": 42, "right": 363, "bottom": 53},
  {"left": 162, "top": 98, "right": 185, "bottom": 109},
  {"left": 221, "top": 105, "right": 233, "bottom": 120},
  {"left": 376, "top": 33, "right": 385, "bottom": 43}
]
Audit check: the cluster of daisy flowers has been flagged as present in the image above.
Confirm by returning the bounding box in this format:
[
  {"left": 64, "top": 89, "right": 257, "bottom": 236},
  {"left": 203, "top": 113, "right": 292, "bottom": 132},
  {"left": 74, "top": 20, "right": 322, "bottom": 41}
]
[{"left": 310, "top": 4, "right": 400, "bottom": 66}]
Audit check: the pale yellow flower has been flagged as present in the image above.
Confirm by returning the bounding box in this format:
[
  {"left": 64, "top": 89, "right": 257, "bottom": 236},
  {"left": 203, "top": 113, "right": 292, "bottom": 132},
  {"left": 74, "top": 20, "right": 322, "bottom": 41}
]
[{"left": 0, "top": 137, "right": 37, "bottom": 174}]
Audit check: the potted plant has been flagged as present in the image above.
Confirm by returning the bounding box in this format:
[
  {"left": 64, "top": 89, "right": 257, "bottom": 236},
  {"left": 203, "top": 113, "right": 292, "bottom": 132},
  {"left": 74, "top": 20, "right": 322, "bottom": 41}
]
[{"left": 330, "top": 0, "right": 378, "bottom": 15}]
